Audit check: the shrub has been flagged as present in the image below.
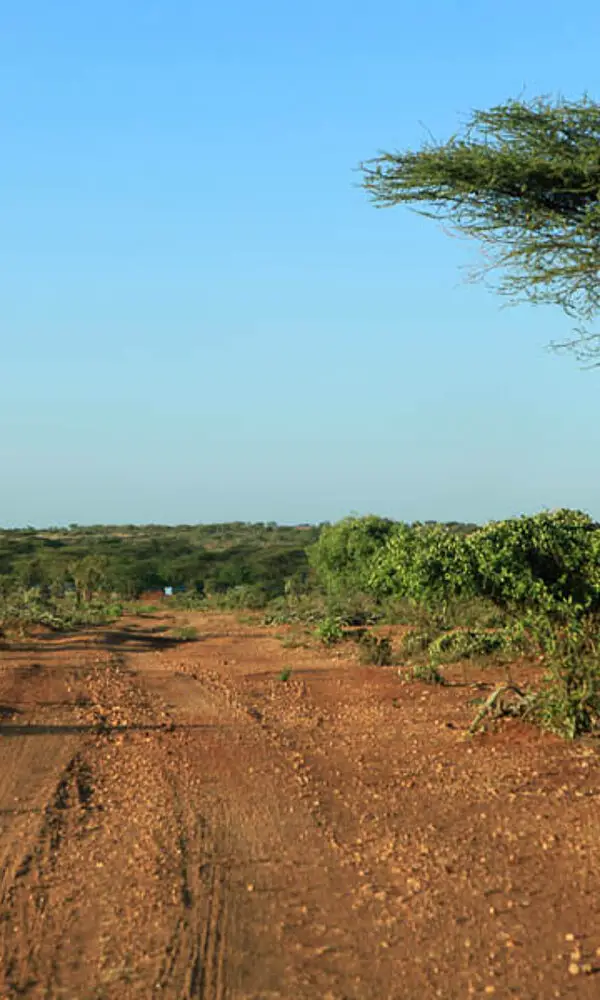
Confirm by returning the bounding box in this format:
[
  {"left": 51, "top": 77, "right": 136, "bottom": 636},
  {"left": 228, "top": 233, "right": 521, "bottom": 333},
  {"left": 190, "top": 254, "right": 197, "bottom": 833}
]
[
  {"left": 369, "top": 523, "right": 478, "bottom": 607},
  {"left": 527, "top": 615, "right": 600, "bottom": 738},
  {"left": 315, "top": 616, "right": 344, "bottom": 645},
  {"left": 308, "top": 516, "right": 396, "bottom": 599},
  {"left": 170, "top": 592, "right": 206, "bottom": 610},
  {"left": 407, "top": 662, "right": 447, "bottom": 685},
  {"left": 208, "top": 584, "right": 270, "bottom": 611},
  {"left": 171, "top": 625, "right": 199, "bottom": 642},
  {"left": 398, "top": 627, "right": 442, "bottom": 660},
  {"left": 357, "top": 632, "right": 394, "bottom": 665},
  {"left": 435, "top": 598, "right": 508, "bottom": 630},
  {"left": 428, "top": 628, "right": 510, "bottom": 665},
  {"left": 312, "top": 510, "right": 600, "bottom": 626},
  {"left": 0, "top": 587, "right": 123, "bottom": 635},
  {"left": 263, "top": 594, "right": 329, "bottom": 626},
  {"left": 468, "top": 509, "right": 600, "bottom": 616}
]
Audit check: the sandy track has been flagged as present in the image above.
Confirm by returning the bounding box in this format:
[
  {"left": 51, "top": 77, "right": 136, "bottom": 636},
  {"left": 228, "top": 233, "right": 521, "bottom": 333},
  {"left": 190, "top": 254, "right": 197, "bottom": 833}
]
[
  {"left": 1, "top": 612, "right": 600, "bottom": 998},
  {"left": 0, "top": 626, "right": 390, "bottom": 998}
]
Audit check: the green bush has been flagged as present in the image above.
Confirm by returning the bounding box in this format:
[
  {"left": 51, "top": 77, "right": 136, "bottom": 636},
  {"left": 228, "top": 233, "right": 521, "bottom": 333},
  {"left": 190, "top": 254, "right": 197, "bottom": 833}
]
[
  {"left": 468, "top": 509, "right": 600, "bottom": 615},
  {"left": 326, "top": 510, "right": 600, "bottom": 625},
  {"left": 357, "top": 632, "right": 394, "bottom": 666},
  {"left": 263, "top": 594, "right": 328, "bottom": 626},
  {"left": 428, "top": 628, "right": 510, "bottom": 665},
  {"left": 170, "top": 592, "right": 206, "bottom": 610},
  {"left": 407, "top": 662, "right": 447, "bottom": 685},
  {"left": 434, "top": 598, "right": 509, "bottom": 630},
  {"left": 0, "top": 587, "right": 123, "bottom": 635},
  {"left": 527, "top": 615, "right": 600, "bottom": 738},
  {"left": 170, "top": 625, "right": 199, "bottom": 642},
  {"left": 308, "top": 516, "right": 396, "bottom": 599},
  {"left": 398, "top": 627, "right": 442, "bottom": 660},
  {"left": 315, "top": 616, "right": 344, "bottom": 645},
  {"left": 369, "top": 523, "right": 478, "bottom": 607},
  {"left": 211, "top": 584, "right": 270, "bottom": 610}
]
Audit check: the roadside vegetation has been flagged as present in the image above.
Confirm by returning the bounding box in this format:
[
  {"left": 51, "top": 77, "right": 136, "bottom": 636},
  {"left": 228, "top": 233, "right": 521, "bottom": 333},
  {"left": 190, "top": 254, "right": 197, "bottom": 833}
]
[
  {"left": 304, "top": 510, "right": 600, "bottom": 738},
  {"left": 3, "top": 509, "right": 599, "bottom": 740},
  {"left": 0, "top": 521, "right": 318, "bottom": 638}
]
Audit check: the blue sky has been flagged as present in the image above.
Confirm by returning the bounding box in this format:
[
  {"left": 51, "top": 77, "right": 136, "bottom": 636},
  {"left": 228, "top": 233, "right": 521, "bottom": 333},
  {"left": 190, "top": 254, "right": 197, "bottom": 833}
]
[{"left": 1, "top": 0, "right": 599, "bottom": 527}]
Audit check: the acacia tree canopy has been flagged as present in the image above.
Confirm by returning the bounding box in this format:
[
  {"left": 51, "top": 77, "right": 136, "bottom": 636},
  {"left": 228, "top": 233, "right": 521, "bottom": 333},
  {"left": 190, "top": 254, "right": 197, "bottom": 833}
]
[{"left": 361, "top": 96, "right": 600, "bottom": 362}]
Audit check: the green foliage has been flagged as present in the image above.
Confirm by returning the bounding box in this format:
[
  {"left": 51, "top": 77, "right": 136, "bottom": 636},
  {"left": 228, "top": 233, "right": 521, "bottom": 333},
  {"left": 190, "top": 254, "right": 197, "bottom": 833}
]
[
  {"left": 277, "top": 633, "right": 310, "bottom": 650},
  {"left": 170, "top": 625, "right": 199, "bottom": 642},
  {"left": 398, "top": 617, "right": 529, "bottom": 670},
  {"left": 0, "top": 587, "right": 122, "bottom": 634},
  {"left": 208, "top": 584, "right": 270, "bottom": 610},
  {"left": 361, "top": 95, "right": 600, "bottom": 357},
  {"left": 526, "top": 615, "right": 600, "bottom": 738},
  {"left": 308, "top": 516, "right": 396, "bottom": 599},
  {"left": 0, "top": 522, "right": 318, "bottom": 605},
  {"left": 263, "top": 596, "right": 329, "bottom": 627},
  {"left": 314, "top": 616, "right": 345, "bottom": 646},
  {"left": 366, "top": 510, "right": 600, "bottom": 621},
  {"left": 376, "top": 595, "right": 506, "bottom": 630},
  {"left": 469, "top": 509, "right": 600, "bottom": 615},
  {"left": 70, "top": 555, "right": 109, "bottom": 602},
  {"left": 407, "top": 662, "right": 447, "bottom": 686},
  {"left": 398, "top": 627, "right": 440, "bottom": 659},
  {"left": 464, "top": 615, "right": 600, "bottom": 738},
  {"left": 4, "top": 512, "right": 600, "bottom": 742},
  {"left": 357, "top": 632, "right": 394, "bottom": 666},
  {"left": 279, "top": 667, "right": 293, "bottom": 682},
  {"left": 170, "top": 592, "right": 206, "bottom": 610},
  {"left": 436, "top": 598, "right": 509, "bottom": 630},
  {"left": 369, "top": 523, "right": 478, "bottom": 606},
  {"left": 428, "top": 628, "right": 512, "bottom": 664},
  {"left": 262, "top": 584, "right": 371, "bottom": 628},
  {"left": 399, "top": 624, "right": 510, "bottom": 666}
]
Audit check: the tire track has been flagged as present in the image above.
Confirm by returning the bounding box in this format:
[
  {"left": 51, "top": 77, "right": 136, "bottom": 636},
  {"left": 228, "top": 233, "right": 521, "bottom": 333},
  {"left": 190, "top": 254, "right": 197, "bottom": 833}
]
[
  {"left": 2, "top": 621, "right": 403, "bottom": 999},
  {"left": 157, "top": 788, "right": 232, "bottom": 1000},
  {"left": 0, "top": 751, "right": 98, "bottom": 998},
  {"left": 189, "top": 858, "right": 228, "bottom": 1000}
]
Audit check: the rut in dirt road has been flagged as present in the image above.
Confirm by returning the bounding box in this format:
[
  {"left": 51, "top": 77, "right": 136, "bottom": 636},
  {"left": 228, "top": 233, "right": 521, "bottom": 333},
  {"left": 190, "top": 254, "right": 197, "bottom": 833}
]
[{"left": 0, "top": 638, "right": 396, "bottom": 1000}]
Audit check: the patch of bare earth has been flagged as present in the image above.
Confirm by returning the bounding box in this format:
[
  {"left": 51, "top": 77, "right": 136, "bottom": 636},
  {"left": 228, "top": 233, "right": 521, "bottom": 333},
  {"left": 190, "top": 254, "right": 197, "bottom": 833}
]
[{"left": 0, "top": 611, "right": 599, "bottom": 998}]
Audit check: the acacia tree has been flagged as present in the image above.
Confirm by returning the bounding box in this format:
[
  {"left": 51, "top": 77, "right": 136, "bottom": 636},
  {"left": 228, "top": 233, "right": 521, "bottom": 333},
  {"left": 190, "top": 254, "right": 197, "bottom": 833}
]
[
  {"left": 69, "top": 555, "right": 108, "bottom": 604},
  {"left": 361, "top": 95, "right": 600, "bottom": 363}
]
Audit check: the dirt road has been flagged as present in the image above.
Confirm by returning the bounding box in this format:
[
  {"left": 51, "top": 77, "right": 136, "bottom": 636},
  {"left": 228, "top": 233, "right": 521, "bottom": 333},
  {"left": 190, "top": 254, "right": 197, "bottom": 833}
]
[{"left": 1, "top": 611, "right": 599, "bottom": 998}]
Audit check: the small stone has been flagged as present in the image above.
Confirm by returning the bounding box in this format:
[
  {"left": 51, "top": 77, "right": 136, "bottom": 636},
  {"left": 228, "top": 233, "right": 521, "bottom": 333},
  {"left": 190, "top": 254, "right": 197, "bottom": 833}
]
[{"left": 568, "top": 963, "right": 580, "bottom": 976}]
